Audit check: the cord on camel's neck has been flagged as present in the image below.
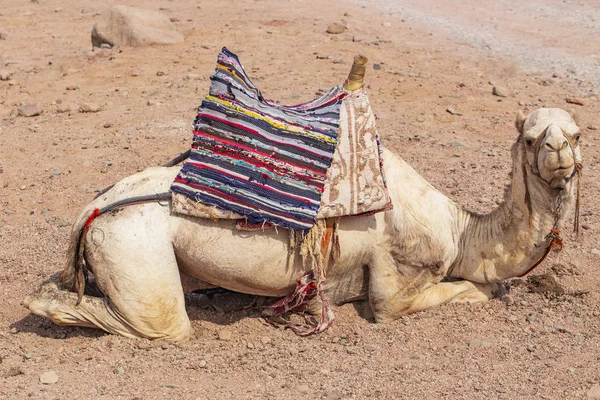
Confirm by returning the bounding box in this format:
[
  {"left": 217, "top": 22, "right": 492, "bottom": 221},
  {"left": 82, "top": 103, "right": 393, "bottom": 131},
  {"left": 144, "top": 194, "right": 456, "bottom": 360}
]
[{"left": 449, "top": 146, "right": 574, "bottom": 283}]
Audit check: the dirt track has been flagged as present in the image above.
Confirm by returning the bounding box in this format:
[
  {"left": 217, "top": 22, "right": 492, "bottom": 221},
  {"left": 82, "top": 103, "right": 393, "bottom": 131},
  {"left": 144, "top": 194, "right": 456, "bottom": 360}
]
[{"left": 1, "top": 0, "right": 599, "bottom": 399}]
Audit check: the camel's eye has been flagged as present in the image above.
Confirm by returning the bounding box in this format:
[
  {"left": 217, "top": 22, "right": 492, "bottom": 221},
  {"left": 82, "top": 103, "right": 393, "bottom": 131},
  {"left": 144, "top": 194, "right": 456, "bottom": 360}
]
[
  {"left": 525, "top": 138, "right": 534, "bottom": 148},
  {"left": 573, "top": 134, "right": 581, "bottom": 143}
]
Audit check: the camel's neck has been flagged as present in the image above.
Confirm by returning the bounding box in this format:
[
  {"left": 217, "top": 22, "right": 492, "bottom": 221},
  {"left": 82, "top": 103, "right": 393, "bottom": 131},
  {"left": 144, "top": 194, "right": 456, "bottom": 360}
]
[{"left": 449, "top": 157, "right": 575, "bottom": 282}]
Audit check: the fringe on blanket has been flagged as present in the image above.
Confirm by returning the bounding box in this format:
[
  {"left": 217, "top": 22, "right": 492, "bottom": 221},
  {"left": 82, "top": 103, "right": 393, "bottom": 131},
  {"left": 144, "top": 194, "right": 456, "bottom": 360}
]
[{"left": 261, "top": 219, "right": 339, "bottom": 335}]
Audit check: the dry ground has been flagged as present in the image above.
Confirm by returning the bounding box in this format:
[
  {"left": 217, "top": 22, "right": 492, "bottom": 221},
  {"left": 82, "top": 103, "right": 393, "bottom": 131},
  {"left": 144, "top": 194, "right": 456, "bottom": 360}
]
[{"left": 1, "top": 0, "right": 599, "bottom": 399}]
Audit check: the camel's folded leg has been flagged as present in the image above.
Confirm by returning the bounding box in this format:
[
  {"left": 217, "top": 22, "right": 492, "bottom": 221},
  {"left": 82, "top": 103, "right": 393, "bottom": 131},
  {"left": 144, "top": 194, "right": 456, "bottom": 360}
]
[
  {"left": 368, "top": 252, "right": 505, "bottom": 323},
  {"left": 24, "top": 279, "right": 192, "bottom": 341}
]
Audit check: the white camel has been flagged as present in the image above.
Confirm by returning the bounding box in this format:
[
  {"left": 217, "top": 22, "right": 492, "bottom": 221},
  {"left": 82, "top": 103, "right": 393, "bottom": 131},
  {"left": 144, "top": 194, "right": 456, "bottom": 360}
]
[{"left": 24, "top": 79, "right": 582, "bottom": 341}]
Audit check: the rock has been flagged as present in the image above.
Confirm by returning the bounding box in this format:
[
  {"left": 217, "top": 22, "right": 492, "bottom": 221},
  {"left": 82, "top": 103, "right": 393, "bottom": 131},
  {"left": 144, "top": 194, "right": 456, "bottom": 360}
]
[
  {"left": 492, "top": 86, "right": 509, "bottom": 97},
  {"left": 326, "top": 22, "right": 346, "bottom": 34},
  {"left": 39, "top": 371, "right": 59, "bottom": 385},
  {"left": 103, "top": 122, "right": 113, "bottom": 128},
  {"left": 80, "top": 102, "right": 100, "bottom": 113},
  {"left": 217, "top": 329, "right": 232, "bottom": 341},
  {"left": 52, "top": 169, "right": 62, "bottom": 176},
  {"left": 114, "top": 367, "right": 125, "bottom": 375},
  {"left": 588, "top": 385, "right": 600, "bottom": 399},
  {"left": 373, "top": 63, "right": 382, "bottom": 70},
  {"left": 296, "top": 384, "right": 310, "bottom": 394},
  {"left": 147, "top": 99, "right": 157, "bottom": 106},
  {"left": 592, "top": 248, "right": 600, "bottom": 256},
  {"left": 468, "top": 339, "right": 491, "bottom": 348},
  {"left": 566, "top": 97, "right": 585, "bottom": 106},
  {"left": 87, "top": 47, "right": 112, "bottom": 63},
  {"left": 156, "top": 71, "right": 167, "bottom": 76},
  {"left": 66, "top": 85, "right": 80, "bottom": 90},
  {"left": 0, "top": 70, "right": 13, "bottom": 81},
  {"left": 588, "top": 125, "right": 598, "bottom": 131},
  {"left": 18, "top": 103, "right": 42, "bottom": 117},
  {"left": 451, "top": 141, "right": 468, "bottom": 148},
  {"left": 198, "top": 359, "right": 207, "bottom": 368},
  {"left": 57, "top": 103, "right": 78, "bottom": 113},
  {"left": 23, "top": 353, "right": 32, "bottom": 360},
  {"left": 91, "top": 5, "right": 184, "bottom": 48},
  {"left": 163, "top": 383, "right": 180, "bottom": 389},
  {"left": 410, "top": 352, "right": 420, "bottom": 360},
  {"left": 416, "top": 116, "right": 425, "bottom": 123},
  {"left": 446, "top": 107, "right": 462, "bottom": 116},
  {"left": 382, "top": 22, "right": 392, "bottom": 28},
  {"left": 260, "top": 336, "right": 271, "bottom": 345}
]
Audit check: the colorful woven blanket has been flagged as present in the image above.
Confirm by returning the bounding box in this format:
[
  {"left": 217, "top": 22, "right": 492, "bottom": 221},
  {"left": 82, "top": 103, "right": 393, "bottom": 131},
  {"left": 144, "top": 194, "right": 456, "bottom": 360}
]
[
  {"left": 171, "top": 48, "right": 346, "bottom": 230},
  {"left": 172, "top": 48, "right": 392, "bottom": 230}
]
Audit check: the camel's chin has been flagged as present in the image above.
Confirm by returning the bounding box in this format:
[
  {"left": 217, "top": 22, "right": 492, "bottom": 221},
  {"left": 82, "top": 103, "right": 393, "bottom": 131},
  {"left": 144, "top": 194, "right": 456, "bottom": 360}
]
[{"left": 549, "top": 177, "right": 568, "bottom": 190}]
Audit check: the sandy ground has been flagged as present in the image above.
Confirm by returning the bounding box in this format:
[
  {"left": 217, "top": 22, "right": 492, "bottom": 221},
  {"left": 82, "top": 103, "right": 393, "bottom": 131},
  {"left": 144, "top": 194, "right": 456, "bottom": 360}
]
[{"left": 1, "top": 0, "right": 599, "bottom": 399}]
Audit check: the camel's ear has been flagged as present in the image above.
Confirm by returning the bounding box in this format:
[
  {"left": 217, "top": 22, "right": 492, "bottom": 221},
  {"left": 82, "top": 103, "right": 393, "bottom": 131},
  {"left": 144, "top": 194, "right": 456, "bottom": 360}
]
[
  {"left": 568, "top": 109, "right": 580, "bottom": 126},
  {"left": 515, "top": 110, "right": 526, "bottom": 134}
]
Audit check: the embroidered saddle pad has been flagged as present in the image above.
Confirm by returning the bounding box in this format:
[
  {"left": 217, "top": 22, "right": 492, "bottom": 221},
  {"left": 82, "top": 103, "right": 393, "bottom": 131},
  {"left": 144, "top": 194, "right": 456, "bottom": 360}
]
[{"left": 171, "top": 48, "right": 391, "bottom": 230}]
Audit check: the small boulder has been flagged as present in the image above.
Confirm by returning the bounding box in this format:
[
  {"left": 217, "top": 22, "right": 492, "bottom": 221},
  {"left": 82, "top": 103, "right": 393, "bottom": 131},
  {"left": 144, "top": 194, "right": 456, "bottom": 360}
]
[
  {"left": 326, "top": 23, "right": 346, "bottom": 34},
  {"left": 80, "top": 102, "right": 100, "bottom": 113},
  {"left": 18, "top": 103, "right": 42, "bottom": 117},
  {"left": 91, "top": 5, "right": 184, "bottom": 48},
  {"left": 217, "top": 329, "right": 232, "bottom": 341},
  {"left": 87, "top": 47, "right": 112, "bottom": 63},
  {"left": 492, "top": 86, "right": 509, "bottom": 97},
  {"left": 0, "top": 70, "right": 13, "bottom": 81},
  {"left": 39, "top": 370, "right": 59, "bottom": 385}
]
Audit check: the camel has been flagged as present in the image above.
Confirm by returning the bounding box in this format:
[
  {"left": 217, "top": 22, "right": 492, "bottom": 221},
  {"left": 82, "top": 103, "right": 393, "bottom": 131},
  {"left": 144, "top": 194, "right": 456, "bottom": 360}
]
[{"left": 24, "top": 57, "right": 583, "bottom": 341}]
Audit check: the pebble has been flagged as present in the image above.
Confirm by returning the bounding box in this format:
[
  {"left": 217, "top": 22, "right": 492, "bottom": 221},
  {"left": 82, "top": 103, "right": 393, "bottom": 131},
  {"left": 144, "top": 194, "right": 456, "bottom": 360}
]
[
  {"left": 451, "top": 141, "right": 468, "bottom": 148},
  {"left": 588, "top": 385, "right": 600, "bottom": 399},
  {"left": 217, "top": 329, "right": 232, "bottom": 341},
  {"left": 18, "top": 103, "right": 42, "bottom": 117},
  {"left": 346, "top": 348, "right": 355, "bottom": 354},
  {"left": 66, "top": 84, "right": 79, "bottom": 90},
  {"left": 416, "top": 116, "right": 425, "bottom": 123},
  {"left": 39, "top": 370, "right": 59, "bottom": 385},
  {"left": 296, "top": 384, "right": 310, "bottom": 394},
  {"left": 114, "top": 367, "right": 125, "bottom": 375},
  {"left": 52, "top": 169, "right": 62, "bottom": 176},
  {"left": 492, "top": 86, "right": 509, "bottom": 97},
  {"left": 103, "top": 122, "right": 113, "bottom": 128},
  {"left": 80, "top": 102, "right": 100, "bottom": 113},
  {"left": 0, "top": 70, "right": 13, "bottom": 81},
  {"left": 57, "top": 103, "right": 78, "bottom": 113},
  {"left": 163, "top": 383, "right": 180, "bottom": 389},
  {"left": 326, "top": 23, "right": 346, "bottom": 34},
  {"left": 156, "top": 71, "right": 167, "bottom": 76},
  {"left": 566, "top": 97, "right": 585, "bottom": 106},
  {"left": 410, "top": 352, "right": 420, "bottom": 360},
  {"left": 591, "top": 248, "right": 600, "bottom": 256},
  {"left": 24, "top": 352, "right": 32, "bottom": 360},
  {"left": 588, "top": 125, "right": 597, "bottom": 131},
  {"left": 382, "top": 22, "right": 392, "bottom": 28},
  {"left": 260, "top": 336, "right": 271, "bottom": 345},
  {"left": 468, "top": 339, "right": 491, "bottom": 348},
  {"left": 198, "top": 359, "right": 207, "bottom": 368},
  {"left": 373, "top": 63, "right": 382, "bottom": 70},
  {"left": 147, "top": 99, "right": 157, "bottom": 106},
  {"left": 446, "top": 107, "right": 462, "bottom": 116}
]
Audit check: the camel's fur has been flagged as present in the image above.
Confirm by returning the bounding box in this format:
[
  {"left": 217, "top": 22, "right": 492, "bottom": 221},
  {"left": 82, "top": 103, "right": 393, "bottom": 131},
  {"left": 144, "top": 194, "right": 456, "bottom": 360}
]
[{"left": 24, "top": 108, "right": 582, "bottom": 341}]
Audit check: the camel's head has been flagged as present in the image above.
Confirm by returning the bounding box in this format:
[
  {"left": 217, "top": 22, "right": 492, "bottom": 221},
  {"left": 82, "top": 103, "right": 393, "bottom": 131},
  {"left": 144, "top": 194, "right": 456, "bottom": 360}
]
[{"left": 516, "top": 108, "right": 582, "bottom": 190}]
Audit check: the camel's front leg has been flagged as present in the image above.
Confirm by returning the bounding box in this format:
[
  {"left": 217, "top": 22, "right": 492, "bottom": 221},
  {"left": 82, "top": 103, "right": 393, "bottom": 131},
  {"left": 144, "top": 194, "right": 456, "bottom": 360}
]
[{"left": 368, "top": 252, "right": 504, "bottom": 323}]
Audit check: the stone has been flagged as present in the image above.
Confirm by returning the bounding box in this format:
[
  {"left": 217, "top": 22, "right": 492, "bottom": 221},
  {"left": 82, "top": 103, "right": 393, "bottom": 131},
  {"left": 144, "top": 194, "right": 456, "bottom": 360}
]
[
  {"left": 373, "top": 63, "right": 382, "bottom": 70},
  {"left": 147, "top": 99, "right": 157, "bottom": 106},
  {"left": 57, "top": 103, "right": 78, "bottom": 113},
  {"left": 0, "top": 70, "right": 13, "bottom": 81},
  {"left": 217, "top": 329, "right": 232, "bottom": 341},
  {"left": 382, "top": 22, "right": 392, "bottom": 28},
  {"left": 80, "top": 102, "right": 100, "bottom": 113},
  {"left": 114, "top": 366, "right": 125, "bottom": 375},
  {"left": 566, "top": 97, "right": 585, "bottom": 106},
  {"left": 591, "top": 248, "right": 600, "bottom": 256},
  {"left": 451, "top": 141, "right": 468, "bottom": 148},
  {"left": 416, "top": 116, "right": 425, "bottom": 123},
  {"left": 52, "top": 169, "right": 62, "bottom": 176},
  {"left": 468, "top": 339, "right": 491, "bottom": 348},
  {"left": 588, "top": 385, "right": 600, "bottom": 399},
  {"left": 588, "top": 125, "right": 598, "bottom": 131},
  {"left": 87, "top": 47, "right": 112, "bottom": 63},
  {"left": 260, "top": 336, "right": 271, "bottom": 345},
  {"left": 326, "top": 22, "right": 346, "bottom": 34},
  {"left": 103, "top": 122, "right": 113, "bottom": 128},
  {"left": 91, "top": 5, "right": 184, "bottom": 48},
  {"left": 18, "top": 103, "right": 42, "bottom": 117},
  {"left": 39, "top": 370, "right": 59, "bottom": 385},
  {"left": 296, "top": 384, "right": 310, "bottom": 394},
  {"left": 492, "top": 86, "right": 509, "bottom": 97},
  {"left": 446, "top": 107, "right": 462, "bottom": 116}
]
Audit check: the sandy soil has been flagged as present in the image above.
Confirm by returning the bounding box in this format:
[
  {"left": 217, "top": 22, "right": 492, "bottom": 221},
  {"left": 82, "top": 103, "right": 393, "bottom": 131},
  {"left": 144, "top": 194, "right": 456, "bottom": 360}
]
[{"left": 1, "top": 0, "right": 599, "bottom": 399}]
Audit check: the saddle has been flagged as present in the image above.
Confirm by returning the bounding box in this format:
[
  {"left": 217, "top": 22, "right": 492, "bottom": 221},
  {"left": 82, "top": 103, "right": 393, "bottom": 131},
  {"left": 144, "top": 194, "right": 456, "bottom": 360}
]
[{"left": 171, "top": 48, "right": 392, "bottom": 231}]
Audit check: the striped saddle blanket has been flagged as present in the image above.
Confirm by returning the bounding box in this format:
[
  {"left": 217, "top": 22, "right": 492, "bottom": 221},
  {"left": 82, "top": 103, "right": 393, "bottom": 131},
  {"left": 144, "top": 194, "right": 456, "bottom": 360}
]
[{"left": 171, "top": 48, "right": 391, "bottom": 230}]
